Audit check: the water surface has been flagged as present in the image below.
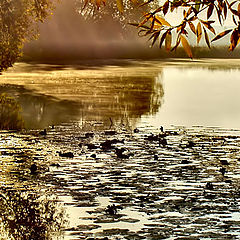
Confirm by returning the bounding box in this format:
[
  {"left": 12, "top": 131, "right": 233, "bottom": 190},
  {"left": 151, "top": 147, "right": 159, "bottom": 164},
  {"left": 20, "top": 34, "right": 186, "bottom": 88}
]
[
  {"left": 1, "top": 59, "right": 240, "bottom": 239},
  {"left": 1, "top": 58, "right": 240, "bottom": 129}
]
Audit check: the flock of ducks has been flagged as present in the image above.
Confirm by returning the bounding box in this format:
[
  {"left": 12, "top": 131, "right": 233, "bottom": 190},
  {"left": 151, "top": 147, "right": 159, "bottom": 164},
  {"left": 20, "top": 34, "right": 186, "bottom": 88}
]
[{"left": 31, "top": 126, "right": 232, "bottom": 192}]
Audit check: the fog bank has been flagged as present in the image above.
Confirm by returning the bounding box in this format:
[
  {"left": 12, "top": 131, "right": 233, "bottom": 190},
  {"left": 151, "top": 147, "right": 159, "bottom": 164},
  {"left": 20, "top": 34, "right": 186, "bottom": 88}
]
[
  {"left": 23, "top": 0, "right": 240, "bottom": 61},
  {"left": 23, "top": 0, "right": 159, "bottom": 61}
]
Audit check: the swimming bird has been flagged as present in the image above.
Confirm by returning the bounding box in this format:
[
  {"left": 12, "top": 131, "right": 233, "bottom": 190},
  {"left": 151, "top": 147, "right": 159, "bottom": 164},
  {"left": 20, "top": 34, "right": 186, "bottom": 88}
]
[
  {"left": 206, "top": 182, "right": 213, "bottom": 190},
  {"left": 39, "top": 129, "right": 47, "bottom": 136},
  {"left": 30, "top": 164, "right": 37, "bottom": 174},
  {"left": 220, "top": 159, "right": 229, "bottom": 165},
  {"left": 57, "top": 151, "right": 74, "bottom": 158},
  {"left": 220, "top": 167, "right": 226, "bottom": 176}
]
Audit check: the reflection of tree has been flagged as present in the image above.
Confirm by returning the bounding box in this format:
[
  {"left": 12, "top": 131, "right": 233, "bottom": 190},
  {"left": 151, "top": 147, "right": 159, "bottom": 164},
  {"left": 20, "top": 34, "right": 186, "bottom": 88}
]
[
  {"left": 0, "top": 93, "right": 24, "bottom": 130},
  {"left": 0, "top": 65, "right": 164, "bottom": 129},
  {"left": 150, "top": 73, "right": 164, "bottom": 115},
  {"left": 0, "top": 188, "right": 65, "bottom": 240},
  {"left": 0, "top": 84, "right": 81, "bottom": 129},
  {"left": 96, "top": 75, "right": 163, "bottom": 117}
]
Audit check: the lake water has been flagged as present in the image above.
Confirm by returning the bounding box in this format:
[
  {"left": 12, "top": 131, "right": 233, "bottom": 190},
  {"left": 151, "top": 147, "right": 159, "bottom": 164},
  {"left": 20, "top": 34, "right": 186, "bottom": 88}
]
[
  {"left": 1, "top": 58, "right": 240, "bottom": 130},
  {"left": 1, "top": 59, "right": 240, "bottom": 239}
]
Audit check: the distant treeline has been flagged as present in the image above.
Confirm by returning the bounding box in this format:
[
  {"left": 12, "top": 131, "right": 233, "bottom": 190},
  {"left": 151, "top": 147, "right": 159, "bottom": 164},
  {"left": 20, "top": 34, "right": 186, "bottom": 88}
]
[{"left": 21, "top": 45, "right": 240, "bottom": 63}]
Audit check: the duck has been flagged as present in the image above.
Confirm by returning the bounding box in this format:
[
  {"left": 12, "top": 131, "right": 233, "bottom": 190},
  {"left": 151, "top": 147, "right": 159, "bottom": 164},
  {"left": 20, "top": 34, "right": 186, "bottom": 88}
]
[
  {"left": 220, "top": 167, "right": 226, "bottom": 176},
  {"left": 39, "top": 129, "right": 47, "bottom": 136},
  {"left": 30, "top": 163, "right": 37, "bottom": 174},
  {"left": 134, "top": 128, "right": 140, "bottom": 133},
  {"left": 115, "top": 148, "right": 131, "bottom": 159},
  {"left": 220, "top": 159, "right": 229, "bottom": 165},
  {"left": 206, "top": 182, "right": 213, "bottom": 190},
  {"left": 105, "top": 204, "right": 123, "bottom": 215},
  {"left": 57, "top": 151, "right": 74, "bottom": 158}
]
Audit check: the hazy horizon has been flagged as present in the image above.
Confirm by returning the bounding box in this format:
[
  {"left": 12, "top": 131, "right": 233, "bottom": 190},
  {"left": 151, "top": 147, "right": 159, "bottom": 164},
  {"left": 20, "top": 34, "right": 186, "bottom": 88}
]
[{"left": 23, "top": 0, "right": 240, "bottom": 61}]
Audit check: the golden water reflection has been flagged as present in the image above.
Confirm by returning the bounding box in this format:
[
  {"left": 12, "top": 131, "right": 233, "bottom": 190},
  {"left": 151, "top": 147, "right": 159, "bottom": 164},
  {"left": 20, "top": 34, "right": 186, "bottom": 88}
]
[{"left": 0, "top": 62, "right": 164, "bottom": 129}]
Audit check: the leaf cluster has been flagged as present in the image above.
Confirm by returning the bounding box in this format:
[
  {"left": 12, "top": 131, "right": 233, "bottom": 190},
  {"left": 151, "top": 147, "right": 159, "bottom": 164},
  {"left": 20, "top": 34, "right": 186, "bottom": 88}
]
[
  {"left": 132, "top": 0, "right": 240, "bottom": 57},
  {"left": 87, "top": 0, "right": 240, "bottom": 57}
]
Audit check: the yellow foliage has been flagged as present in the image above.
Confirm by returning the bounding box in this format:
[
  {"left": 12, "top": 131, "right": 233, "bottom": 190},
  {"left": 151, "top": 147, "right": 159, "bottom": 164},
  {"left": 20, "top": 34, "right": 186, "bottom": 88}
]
[{"left": 180, "top": 35, "right": 193, "bottom": 58}]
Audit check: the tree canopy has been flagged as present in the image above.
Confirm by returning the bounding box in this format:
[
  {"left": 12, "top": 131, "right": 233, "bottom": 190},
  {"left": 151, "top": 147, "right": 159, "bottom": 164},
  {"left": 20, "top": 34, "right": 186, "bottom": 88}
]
[{"left": 0, "top": 0, "right": 53, "bottom": 72}]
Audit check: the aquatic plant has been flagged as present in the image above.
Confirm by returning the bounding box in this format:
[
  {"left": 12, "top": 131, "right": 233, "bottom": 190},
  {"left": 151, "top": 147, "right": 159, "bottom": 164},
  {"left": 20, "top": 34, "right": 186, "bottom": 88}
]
[{"left": 0, "top": 189, "right": 66, "bottom": 240}]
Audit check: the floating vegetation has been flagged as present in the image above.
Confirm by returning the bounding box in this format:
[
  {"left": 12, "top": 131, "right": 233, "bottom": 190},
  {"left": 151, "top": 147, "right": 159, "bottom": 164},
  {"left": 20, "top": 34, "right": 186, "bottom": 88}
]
[{"left": 0, "top": 123, "right": 240, "bottom": 239}]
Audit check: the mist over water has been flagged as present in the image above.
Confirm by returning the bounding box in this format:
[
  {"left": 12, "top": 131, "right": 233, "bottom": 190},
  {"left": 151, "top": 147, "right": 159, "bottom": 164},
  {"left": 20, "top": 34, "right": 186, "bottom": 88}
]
[
  {"left": 22, "top": 0, "right": 240, "bottom": 61},
  {"left": 23, "top": 0, "right": 158, "bottom": 61}
]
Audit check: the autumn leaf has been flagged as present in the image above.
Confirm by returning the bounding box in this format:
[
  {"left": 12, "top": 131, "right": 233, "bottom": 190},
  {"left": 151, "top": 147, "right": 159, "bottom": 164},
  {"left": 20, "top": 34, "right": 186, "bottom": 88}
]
[
  {"left": 116, "top": 0, "right": 124, "bottom": 13},
  {"left": 177, "top": 25, "right": 181, "bottom": 33},
  {"left": 201, "top": 20, "right": 216, "bottom": 34},
  {"left": 93, "top": 0, "right": 106, "bottom": 8},
  {"left": 177, "top": 22, "right": 186, "bottom": 33},
  {"left": 229, "top": 29, "right": 240, "bottom": 51},
  {"left": 160, "top": 31, "right": 168, "bottom": 48},
  {"left": 138, "top": 29, "right": 148, "bottom": 36},
  {"left": 196, "top": 22, "right": 202, "bottom": 44},
  {"left": 188, "top": 16, "right": 197, "bottom": 22},
  {"left": 232, "top": 15, "right": 237, "bottom": 25},
  {"left": 148, "top": 15, "right": 171, "bottom": 30},
  {"left": 211, "top": 29, "right": 232, "bottom": 42},
  {"left": 207, "top": 4, "right": 214, "bottom": 19},
  {"left": 130, "top": 22, "right": 150, "bottom": 30},
  {"left": 203, "top": 27, "right": 211, "bottom": 48},
  {"left": 180, "top": 35, "right": 193, "bottom": 58},
  {"left": 223, "top": 2, "right": 227, "bottom": 19},
  {"left": 171, "top": 0, "right": 182, "bottom": 11},
  {"left": 183, "top": 10, "right": 186, "bottom": 18},
  {"left": 139, "top": 0, "right": 154, "bottom": 7},
  {"left": 216, "top": 8, "right": 223, "bottom": 25},
  {"left": 185, "top": 7, "right": 192, "bottom": 19},
  {"left": 150, "top": 17, "right": 156, "bottom": 31},
  {"left": 155, "top": 16, "right": 171, "bottom": 26},
  {"left": 138, "top": 14, "right": 152, "bottom": 27},
  {"left": 151, "top": 31, "right": 160, "bottom": 46},
  {"left": 83, "top": 0, "right": 89, "bottom": 10},
  {"left": 165, "top": 31, "right": 172, "bottom": 51},
  {"left": 217, "top": 0, "right": 223, "bottom": 11},
  {"left": 163, "top": 0, "right": 169, "bottom": 15},
  {"left": 188, "top": 22, "right": 196, "bottom": 34}
]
